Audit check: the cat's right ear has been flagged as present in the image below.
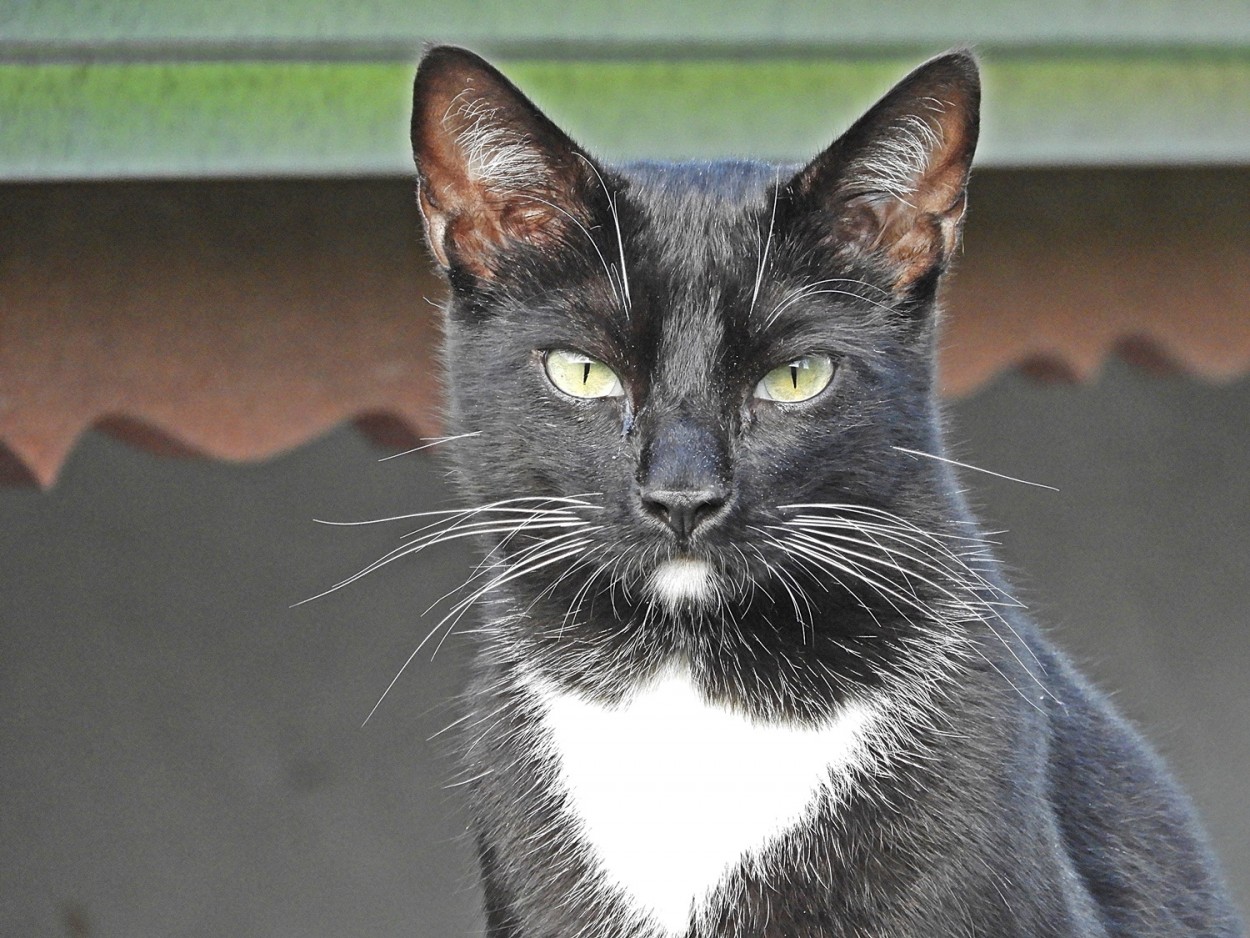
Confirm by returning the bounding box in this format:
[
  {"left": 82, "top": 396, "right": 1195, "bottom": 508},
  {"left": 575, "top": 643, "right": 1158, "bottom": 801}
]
[{"left": 411, "top": 46, "right": 596, "bottom": 280}]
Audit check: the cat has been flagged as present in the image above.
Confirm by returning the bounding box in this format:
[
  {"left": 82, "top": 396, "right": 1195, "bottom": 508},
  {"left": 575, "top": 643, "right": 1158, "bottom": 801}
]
[{"left": 407, "top": 45, "right": 1244, "bottom": 937}]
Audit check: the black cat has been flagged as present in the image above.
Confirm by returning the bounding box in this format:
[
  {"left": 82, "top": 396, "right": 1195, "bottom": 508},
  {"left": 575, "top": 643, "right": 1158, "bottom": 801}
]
[{"left": 408, "top": 45, "right": 1243, "bottom": 937}]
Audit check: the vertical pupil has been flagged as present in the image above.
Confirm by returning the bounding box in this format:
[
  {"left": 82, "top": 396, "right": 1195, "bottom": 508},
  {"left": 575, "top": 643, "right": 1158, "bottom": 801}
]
[
  {"left": 790, "top": 364, "right": 799, "bottom": 389},
  {"left": 583, "top": 362, "right": 592, "bottom": 384}
]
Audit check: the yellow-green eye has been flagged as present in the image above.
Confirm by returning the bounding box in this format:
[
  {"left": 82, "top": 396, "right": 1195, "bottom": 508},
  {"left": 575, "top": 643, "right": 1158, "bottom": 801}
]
[
  {"left": 544, "top": 349, "right": 624, "bottom": 399},
  {"left": 755, "top": 355, "right": 836, "bottom": 403}
]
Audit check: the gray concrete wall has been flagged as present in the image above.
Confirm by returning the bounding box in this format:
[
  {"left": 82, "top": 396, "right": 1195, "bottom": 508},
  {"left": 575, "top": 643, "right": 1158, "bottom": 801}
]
[
  {"left": 1, "top": 362, "right": 1246, "bottom": 936},
  {"left": 954, "top": 362, "right": 1250, "bottom": 908}
]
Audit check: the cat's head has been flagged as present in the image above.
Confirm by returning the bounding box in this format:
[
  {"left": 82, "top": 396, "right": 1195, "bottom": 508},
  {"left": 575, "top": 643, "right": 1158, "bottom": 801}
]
[{"left": 410, "top": 47, "right": 982, "bottom": 702}]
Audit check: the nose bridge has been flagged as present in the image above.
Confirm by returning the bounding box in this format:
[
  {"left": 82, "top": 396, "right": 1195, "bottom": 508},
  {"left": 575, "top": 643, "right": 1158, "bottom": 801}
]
[
  {"left": 640, "top": 405, "right": 730, "bottom": 494},
  {"left": 638, "top": 405, "right": 732, "bottom": 542},
  {"left": 638, "top": 280, "right": 732, "bottom": 532}
]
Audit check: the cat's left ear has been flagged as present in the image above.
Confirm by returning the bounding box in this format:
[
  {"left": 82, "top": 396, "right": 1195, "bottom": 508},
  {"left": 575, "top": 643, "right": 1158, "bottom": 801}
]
[
  {"left": 787, "top": 51, "right": 980, "bottom": 295},
  {"left": 411, "top": 46, "right": 599, "bottom": 279}
]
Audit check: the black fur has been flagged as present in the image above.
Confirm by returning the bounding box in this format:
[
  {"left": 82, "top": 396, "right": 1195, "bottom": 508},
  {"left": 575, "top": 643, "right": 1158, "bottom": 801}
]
[{"left": 410, "top": 46, "right": 1244, "bottom": 937}]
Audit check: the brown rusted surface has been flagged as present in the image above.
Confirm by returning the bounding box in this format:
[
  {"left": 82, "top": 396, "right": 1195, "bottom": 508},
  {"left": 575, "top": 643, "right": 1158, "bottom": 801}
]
[
  {"left": 1, "top": 179, "right": 445, "bottom": 487},
  {"left": 2, "top": 170, "right": 1248, "bottom": 488},
  {"left": 942, "top": 168, "right": 1250, "bottom": 395}
]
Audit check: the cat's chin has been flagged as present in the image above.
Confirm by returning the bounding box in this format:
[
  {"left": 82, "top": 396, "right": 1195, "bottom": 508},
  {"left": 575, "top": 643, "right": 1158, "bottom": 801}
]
[{"left": 648, "top": 557, "right": 717, "bottom": 610}]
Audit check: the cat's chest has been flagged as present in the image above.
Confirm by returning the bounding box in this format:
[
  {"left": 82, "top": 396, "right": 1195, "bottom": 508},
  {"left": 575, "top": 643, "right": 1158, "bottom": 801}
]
[{"left": 525, "top": 670, "right": 878, "bottom": 936}]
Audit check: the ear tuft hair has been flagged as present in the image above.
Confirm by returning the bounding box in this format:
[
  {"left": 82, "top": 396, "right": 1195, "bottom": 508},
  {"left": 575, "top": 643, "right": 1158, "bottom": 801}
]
[
  {"left": 443, "top": 91, "right": 549, "bottom": 189},
  {"left": 848, "top": 110, "right": 945, "bottom": 202}
]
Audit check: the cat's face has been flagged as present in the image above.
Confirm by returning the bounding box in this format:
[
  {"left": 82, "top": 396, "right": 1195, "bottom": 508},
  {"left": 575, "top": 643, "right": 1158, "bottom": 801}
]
[{"left": 411, "top": 48, "right": 982, "bottom": 704}]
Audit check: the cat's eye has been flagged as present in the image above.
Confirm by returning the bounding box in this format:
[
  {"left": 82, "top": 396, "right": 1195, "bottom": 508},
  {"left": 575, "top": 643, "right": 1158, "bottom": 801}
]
[
  {"left": 754, "top": 355, "right": 836, "bottom": 403},
  {"left": 543, "top": 349, "right": 624, "bottom": 399}
]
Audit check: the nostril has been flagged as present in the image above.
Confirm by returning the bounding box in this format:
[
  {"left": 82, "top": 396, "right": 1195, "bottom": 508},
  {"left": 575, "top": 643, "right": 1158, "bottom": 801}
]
[
  {"left": 640, "top": 487, "right": 728, "bottom": 541},
  {"left": 692, "top": 499, "right": 722, "bottom": 527},
  {"left": 642, "top": 495, "right": 671, "bottom": 525}
]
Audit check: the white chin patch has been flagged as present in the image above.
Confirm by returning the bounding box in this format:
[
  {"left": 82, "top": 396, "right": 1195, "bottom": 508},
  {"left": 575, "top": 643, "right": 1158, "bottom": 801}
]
[{"left": 649, "top": 558, "right": 715, "bottom": 608}]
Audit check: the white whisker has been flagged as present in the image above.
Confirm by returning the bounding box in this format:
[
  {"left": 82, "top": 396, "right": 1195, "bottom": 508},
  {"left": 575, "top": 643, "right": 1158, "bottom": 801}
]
[
  {"left": 765, "top": 277, "right": 895, "bottom": 328},
  {"left": 577, "top": 154, "right": 632, "bottom": 314},
  {"left": 378, "top": 431, "right": 483, "bottom": 461},
  {"left": 295, "top": 517, "right": 589, "bottom": 607},
  {"left": 892, "top": 447, "right": 1058, "bottom": 492},
  {"left": 313, "top": 494, "right": 601, "bottom": 528},
  {"left": 749, "top": 176, "right": 780, "bottom": 317}
]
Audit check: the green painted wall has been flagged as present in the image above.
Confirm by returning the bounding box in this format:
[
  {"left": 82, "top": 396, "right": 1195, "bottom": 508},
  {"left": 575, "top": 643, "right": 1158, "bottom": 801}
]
[
  {"left": 6, "top": 0, "right": 1250, "bottom": 46},
  {"left": 3, "top": 1, "right": 1249, "bottom": 178}
]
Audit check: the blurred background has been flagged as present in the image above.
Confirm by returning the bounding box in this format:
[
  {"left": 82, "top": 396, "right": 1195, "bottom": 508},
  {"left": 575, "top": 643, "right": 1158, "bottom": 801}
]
[{"left": 2, "top": 3, "right": 1248, "bottom": 936}]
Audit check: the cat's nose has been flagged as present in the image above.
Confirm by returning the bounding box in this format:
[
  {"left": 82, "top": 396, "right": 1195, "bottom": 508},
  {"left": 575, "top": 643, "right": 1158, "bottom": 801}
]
[
  {"left": 640, "top": 486, "right": 729, "bottom": 541},
  {"left": 638, "top": 413, "right": 731, "bottom": 541}
]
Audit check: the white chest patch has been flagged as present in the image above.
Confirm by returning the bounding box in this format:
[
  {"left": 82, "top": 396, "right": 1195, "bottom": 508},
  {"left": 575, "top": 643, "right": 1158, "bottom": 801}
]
[{"left": 528, "top": 670, "right": 878, "bottom": 935}]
